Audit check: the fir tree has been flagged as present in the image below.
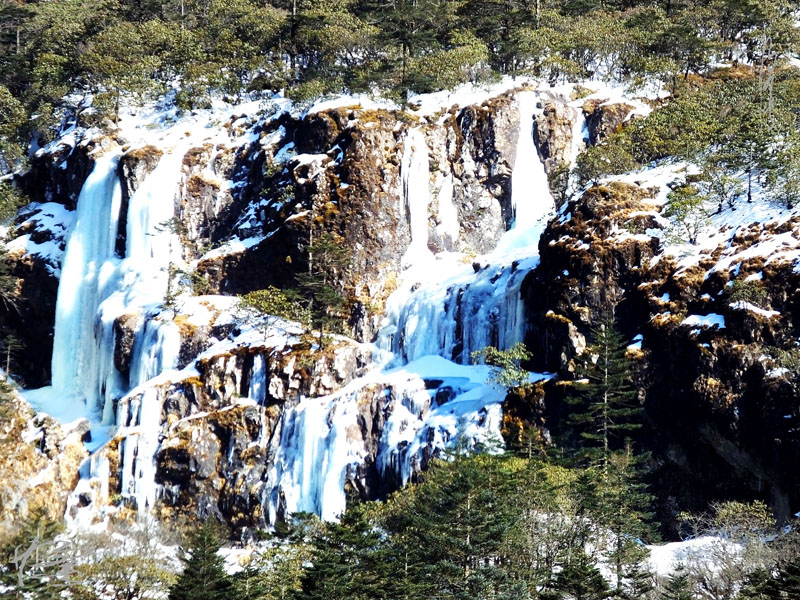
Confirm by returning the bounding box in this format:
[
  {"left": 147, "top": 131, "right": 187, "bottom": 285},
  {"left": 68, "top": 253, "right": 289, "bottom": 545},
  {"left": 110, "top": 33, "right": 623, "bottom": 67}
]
[
  {"left": 660, "top": 563, "right": 694, "bottom": 600},
  {"left": 598, "top": 445, "right": 657, "bottom": 595},
  {"left": 297, "top": 507, "right": 405, "bottom": 600},
  {"left": 554, "top": 550, "right": 612, "bottom": 600},
  {"left": 750, "top": 555, "right": 800, "bottom": 599},
  {"left": 0, "top": 507, "right": 68, "bottom": 600},
  {"left": 566, "top": 315, "right": 642, "bottom": 470},
  {"left": 168, "top": 523, "right": 233, "bottom": 600},
  {"left": 297, "top": 231, "right": 351, "bottom": 347},
  {"left": 381, "top": 453, "right": 520, "bottom": 600}
]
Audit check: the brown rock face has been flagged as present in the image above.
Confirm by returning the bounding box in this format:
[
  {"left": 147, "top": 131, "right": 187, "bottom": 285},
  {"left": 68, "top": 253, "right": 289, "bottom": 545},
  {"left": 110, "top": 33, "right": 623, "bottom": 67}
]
[
  {"left": 522, "top": 182, "right": 800, "bottom": 531},
  {"left": 533, "top": 100, "right": 582, "bottom": 201},
  {"left": 582, "top": 99, "right": 636, "bottom": 145},
  {"left": 0, "top": 393, "right": 88, "bottom": 535},
  {"left": 0, "top": 252, "right": 59, "bottom": 387},
  {"left": 113, "top": 313, "right": 139, "bottom": 380},
  {"left": 97, "top": 339, "right": 374, "bottom": 532},
  {"left": 189, "top": 95, "right": 526, "bottom": 341}
]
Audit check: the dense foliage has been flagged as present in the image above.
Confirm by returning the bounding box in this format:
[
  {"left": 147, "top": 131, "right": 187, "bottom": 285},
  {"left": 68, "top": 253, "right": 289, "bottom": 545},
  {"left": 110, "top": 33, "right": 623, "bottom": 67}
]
[{"left": 0, "top": 0, "right": 797, "bottom": 172}]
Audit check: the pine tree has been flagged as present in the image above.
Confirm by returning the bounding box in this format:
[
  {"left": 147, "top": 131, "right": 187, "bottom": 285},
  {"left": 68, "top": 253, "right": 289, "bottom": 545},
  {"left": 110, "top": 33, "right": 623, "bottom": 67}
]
[
  {"left": 168, "top": 523, "right": 233, "bottom": 600},
  {"left": 297, "top": 231, "right": 351, "bottom": 347},
  {"left": 566, "top": 315, "right": 642, "bottom": 470},
  {"left": 381, "top": 453, "right": 520, "bottom": 600},
  {"left": 0, "top": 507, "right": 67, "bottom": 600},
  {"left": 296, "top": 506, "right": 405, "bottom": 600},
  {"left": 554, "top": 550, "right": 612, "bottom": 600},
  {"left": 660, "top": 564, "right": 694, "bottom": 600}
]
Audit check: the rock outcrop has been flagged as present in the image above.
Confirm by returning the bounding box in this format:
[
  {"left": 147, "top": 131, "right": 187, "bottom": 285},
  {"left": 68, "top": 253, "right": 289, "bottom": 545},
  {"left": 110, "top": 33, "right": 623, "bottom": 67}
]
[
  {"left": 0, "top": 391, "right": 88, "bottom": 535},
  {"left": 522, "top": 181, "right": 800, "bottom": 531}
]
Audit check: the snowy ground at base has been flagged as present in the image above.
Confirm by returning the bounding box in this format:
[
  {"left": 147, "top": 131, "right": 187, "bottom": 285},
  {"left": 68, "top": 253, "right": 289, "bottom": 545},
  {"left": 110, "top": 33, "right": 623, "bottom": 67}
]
[{"left": 647, "top": 536, "right": 741, "bottom": 577}]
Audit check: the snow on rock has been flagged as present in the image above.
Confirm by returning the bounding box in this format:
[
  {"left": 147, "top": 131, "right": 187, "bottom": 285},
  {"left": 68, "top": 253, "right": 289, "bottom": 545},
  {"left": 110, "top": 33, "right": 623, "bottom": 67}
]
[
  {"left": 729, "top": 301, "right": 780, "bottom": 318},
  {"left": 681, "top": 313, "right": 726, "bottom": 329},
  {"left": 6, "top": 202, "right": 75, "bottom": 275}
]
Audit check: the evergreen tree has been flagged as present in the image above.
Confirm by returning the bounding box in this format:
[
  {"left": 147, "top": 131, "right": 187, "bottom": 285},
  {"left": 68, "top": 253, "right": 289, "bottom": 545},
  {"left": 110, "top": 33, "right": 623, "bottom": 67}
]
[
  {"left": 566, "top": 315, "right": 642, "bottom": 470},
  {"left": 168, "top": 523, "right": 233, "bottom": 600},
  {"left": 659, "top": 564, "right": 694, "bottom": 600},
  {"left": 0, "top": 507, "right": 68, "bottom": 600},
  {"left": 743, "top": 555, "right": 800, "bottom": 599},
  {"left": 598, "top": 446, "right": 656, "bottom": 595},
  {"left": 381, "top": 453, "right": 520, "bottom": 600},
  {"left": 297, "top": 506, "right": 405, "bottom": 600},
  {"left": 297, "top": 231, "right": 351, "bottom": 347},
  {"left": 554, "top": 550, "right": 612, "bottom": 600}
]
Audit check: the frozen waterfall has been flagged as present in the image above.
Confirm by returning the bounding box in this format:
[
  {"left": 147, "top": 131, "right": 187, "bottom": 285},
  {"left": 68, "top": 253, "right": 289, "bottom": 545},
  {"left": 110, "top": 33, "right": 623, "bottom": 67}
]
[
  {"left": 26, "top": 144, "right": 186, "bottom": 510},
  {"left": 400, "top": 128, "right": 432, "bottom": 265},
  {"left": 380, "top": 91, "right": 555, "bottom": 364},
  {"left": 25, "top": 88, "right": 556, "bottom": 527},
  {"left": 265, "top": 92, "right": 556, "bottom": 521}
]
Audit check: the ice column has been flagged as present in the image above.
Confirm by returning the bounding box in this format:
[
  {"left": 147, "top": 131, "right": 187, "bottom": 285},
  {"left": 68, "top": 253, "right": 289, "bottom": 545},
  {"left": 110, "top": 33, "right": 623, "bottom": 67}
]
[
  {"left": 401, "top": 128, "right": 431, "bottom": 265},
  {"left": 49, "top": 152, "right": 123, "bottom": 417}
]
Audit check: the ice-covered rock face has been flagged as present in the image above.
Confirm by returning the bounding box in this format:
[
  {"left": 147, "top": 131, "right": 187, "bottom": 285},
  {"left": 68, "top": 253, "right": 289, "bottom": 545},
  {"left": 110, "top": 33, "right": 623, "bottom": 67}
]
[{"left": 12, "top": 84, "right": 571, "bottom": 533}]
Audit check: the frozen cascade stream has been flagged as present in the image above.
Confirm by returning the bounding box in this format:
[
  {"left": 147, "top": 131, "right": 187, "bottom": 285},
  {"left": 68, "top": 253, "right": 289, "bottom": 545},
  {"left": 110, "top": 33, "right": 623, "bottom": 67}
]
[
  {"left": 401, "top": 128, "right": 432, "bottom": 265},
  {"left": 380, "top": 91, "right": 555, "bottom": 364},
  {"left": 265, "top": 93, "right": 555, "bottom": 521},
  {"left": 26, "top": 144, "right": 187, "bottom": 516}
]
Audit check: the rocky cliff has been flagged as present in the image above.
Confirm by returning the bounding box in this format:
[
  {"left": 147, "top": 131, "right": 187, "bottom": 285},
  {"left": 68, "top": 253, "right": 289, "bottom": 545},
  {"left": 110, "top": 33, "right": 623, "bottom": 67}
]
[{"left": 3, "top": 82, "right": 799, "bottom": 538}]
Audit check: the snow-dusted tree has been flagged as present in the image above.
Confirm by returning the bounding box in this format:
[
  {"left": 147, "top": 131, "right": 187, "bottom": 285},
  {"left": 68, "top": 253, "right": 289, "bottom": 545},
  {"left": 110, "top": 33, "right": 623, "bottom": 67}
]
[
  {"left": 663, "top": 183, "right": 710, "bottom": 245},
  {"left": 700, "top": 153, "right": 744, "bottom": 213}
]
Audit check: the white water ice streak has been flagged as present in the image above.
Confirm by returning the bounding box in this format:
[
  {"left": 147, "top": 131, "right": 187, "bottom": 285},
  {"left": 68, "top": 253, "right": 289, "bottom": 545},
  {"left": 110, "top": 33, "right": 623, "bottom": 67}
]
[
  {"left": 27, "top": 144, "right": 188, "bottom": 515},
  {"left": 248, "top": 354, "right": 267, "bottom": 403},
  {"left": 386, "top": 255, "right": 540, "bottom": 364},
  {"left": 401, "top": 128, "right": 432, "bottom": 265},
  {"left": 381, "top": 91, "right": 555, "bottom": 364},
  {"left": 267, "top": 390, "right": 364, "bottom": 522},
  {"left": 266, "top": 356, "right": 505, "bottom": 522}
]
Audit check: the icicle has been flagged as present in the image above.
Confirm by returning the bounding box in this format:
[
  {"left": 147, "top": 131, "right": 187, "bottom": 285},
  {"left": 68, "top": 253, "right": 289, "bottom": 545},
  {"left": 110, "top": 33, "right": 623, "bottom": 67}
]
[{"left": 400, "top": 128, "right": 432, "bottom": 265}]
